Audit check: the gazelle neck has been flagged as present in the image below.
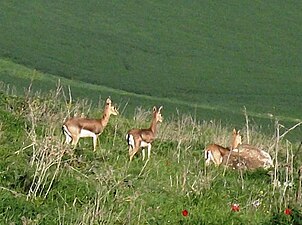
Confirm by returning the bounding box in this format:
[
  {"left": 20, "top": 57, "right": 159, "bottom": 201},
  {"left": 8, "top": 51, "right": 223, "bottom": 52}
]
[
  {"left": 99, "top": 106, "right": 111, "bottom": 127},
  {"left": 231, "top": 129, "right": 242, "bottom": 150},
  {"left": 149, "top": 115, "right": 158, "bottom": 134},
  {"left": 231, "top": 139, "right": 238, "bottom": 150}
]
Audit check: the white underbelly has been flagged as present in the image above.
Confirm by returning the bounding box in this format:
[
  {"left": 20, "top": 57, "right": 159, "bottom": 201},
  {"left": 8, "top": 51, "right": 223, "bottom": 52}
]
[
  {"left": 140, "top": 141, "right": 150, "bottom": 148},
  {"left": 79, "top": 129, "right": 96, "bottom": 138}
]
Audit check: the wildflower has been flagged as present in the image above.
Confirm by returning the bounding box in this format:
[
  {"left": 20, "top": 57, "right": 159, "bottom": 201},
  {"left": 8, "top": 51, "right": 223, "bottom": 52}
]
[
  {"left": 252, "top": 200, "right": 261, "bottom": 208},
  {"left": 284, "top": 208, "right": 292, "bottom": 215},
  {"left": 283, "top": 181, "right": 293, "bottom": 188},
  {"left": 231, "top": 203, "right": 240, "bottom": 212},
  {"left": 182, "top": 209, "right": 189, "bottom": 217}
]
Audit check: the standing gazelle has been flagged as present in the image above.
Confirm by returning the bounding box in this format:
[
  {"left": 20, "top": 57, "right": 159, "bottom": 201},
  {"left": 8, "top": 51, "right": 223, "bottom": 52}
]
[
  {"left": 126, "top": 106, "right": 163, "bottom": 161},
  {"left": 62, "top": 97, "right": 119, "bottom": 151},
  {"left": 204, "top": 129, "right": 242, "bottom": 166}
]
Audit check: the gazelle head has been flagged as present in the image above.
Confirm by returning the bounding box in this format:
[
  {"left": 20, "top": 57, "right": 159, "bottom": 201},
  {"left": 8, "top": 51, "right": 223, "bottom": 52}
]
[
  {"left": 153, "top": 106, "right": 163, "bottom": 123},
  {"left": 105, "top": 97, "right": 119, "bottom": 116},
  {"left": 232, "top": 128, "right": 242, "bottom": 149}
]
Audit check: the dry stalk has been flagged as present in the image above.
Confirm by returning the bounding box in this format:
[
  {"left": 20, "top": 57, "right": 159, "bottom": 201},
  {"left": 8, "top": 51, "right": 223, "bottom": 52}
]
[
  {"left": 177, "top": 139, "right": 182, "bottom": 163},
  {"left": 112, "top": 123, "right": 118, "bottom": 147},
  {"left": 138, "top": 159, "right": 150, "bottom": 177},
  {"left": 243, "top": 106, "right": 250, "bottom": 144},
  {"left": 296, "top": 166, "right": 302, "bottom": 202},
  {"left": 182, "top": 165, "right": 188, "bottom": 192},
  {"left": 273, "top": 119, "right": 280, "bottom": 194},
  {"left": 270, "top": 119, "right": 301, "bottom": 208},
  {"left": 279, "top": 121, "right": 302, "bottom": 140},
  {"left": 281, "top": 141, "right": 292, "bottom": 209},
  {"left": 133, "top": 107, "right": 151, "bottom": 123},
  {"left": 0, "top": 81, "right": 16, "bottom": 95},
  {"left": 20, "top": 83, "right": 69, "bottom": 200},
  {"left": 0, "top": 122, "right": 3, "bottom": 140},
  {"left": 27, "top": 132, "right": 65, "bottom": 200},
  {"left": 75, "top": 172, "right": 130, "bottom": 224}
]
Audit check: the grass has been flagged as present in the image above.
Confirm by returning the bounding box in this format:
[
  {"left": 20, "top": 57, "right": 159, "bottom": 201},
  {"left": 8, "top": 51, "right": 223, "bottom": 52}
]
[{"left": 0, "top": 84, "right": 302, "bottom": 224}]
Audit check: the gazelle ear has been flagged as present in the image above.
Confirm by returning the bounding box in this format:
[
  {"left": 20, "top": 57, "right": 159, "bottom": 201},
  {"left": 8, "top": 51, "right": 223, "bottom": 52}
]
[
  {"left": 233, "top": 128, "right": 237, "bottom": 134},
  {"left": 153, "top": 106, "right": 157, "bottom": 112},
  {"left": 106, "top": 97, "right": 112, "bottom": 105},
  {"left": 158, "top": 106, "right": 163, "bottom": 112}
]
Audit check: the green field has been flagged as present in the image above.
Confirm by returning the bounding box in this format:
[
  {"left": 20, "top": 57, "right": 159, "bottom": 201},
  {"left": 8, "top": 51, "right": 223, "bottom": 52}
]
[
  {"left": 0, "top": 2, "right": 302, "bottom": 223},
  {"left": 0, "top": 1, "right": 301, "bottom": 127}
]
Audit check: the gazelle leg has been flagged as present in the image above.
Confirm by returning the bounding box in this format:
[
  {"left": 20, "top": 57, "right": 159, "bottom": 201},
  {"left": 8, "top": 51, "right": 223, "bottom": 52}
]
[
  {"left": 147, "top": 144, "right": 151, "bottom": 160},
  {"left": 129, "top": 145, "right": 140, "bottom": 161},
  {"left": 142, "top": 149, "right": 145, "bottom": 161},
  {"left": 129, "top": 146, "right": 135, "bottom": 161},
  {"left": 65, "top": 134, "right": 72, "bottom": 144},
  {"left": 71, "top": 135, "right": 80, "bottom": 148},
  {"left": 93, "top": 135, "right": 97, "bottom": 151},
  {"left": 130, "top": 150, "right": 136, "bottom": 161},
  {"left": 128, "top": 145, "right": 133, "bottom": 156}
]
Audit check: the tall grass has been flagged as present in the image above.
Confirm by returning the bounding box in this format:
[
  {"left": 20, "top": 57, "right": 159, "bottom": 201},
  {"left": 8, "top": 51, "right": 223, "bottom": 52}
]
[{"left": 0, "top": 82, "right": 301, "bottom": 224}]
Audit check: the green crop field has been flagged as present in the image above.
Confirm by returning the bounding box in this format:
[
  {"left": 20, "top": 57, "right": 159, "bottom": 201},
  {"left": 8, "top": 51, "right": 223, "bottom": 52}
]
[{"left": 0, "top": 1, "right": 301, "bottom": 128}]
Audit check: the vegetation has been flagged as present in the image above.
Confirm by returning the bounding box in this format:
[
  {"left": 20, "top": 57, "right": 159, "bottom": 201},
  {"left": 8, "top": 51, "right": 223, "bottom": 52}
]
[
  {"left": 0, "top": 1, "right": 301, "bottom": 224},
  {"left": 0, "top": 83, "right": 301, "bottom": 224},
  {"left": 0, "top": 1, "right": 301, "bottom": 129}
]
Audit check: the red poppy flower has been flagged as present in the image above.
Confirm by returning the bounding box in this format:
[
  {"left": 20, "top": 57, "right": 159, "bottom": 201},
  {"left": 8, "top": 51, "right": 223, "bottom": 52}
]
[
  {"left": 231, "top": 203, "right": 240, "bottom": 212},
  {"left": 284, "top": 208, "right": 292, "bottom": 215},
  {"left": 182, "top": 209, "right": 189, "bottom": 217}
]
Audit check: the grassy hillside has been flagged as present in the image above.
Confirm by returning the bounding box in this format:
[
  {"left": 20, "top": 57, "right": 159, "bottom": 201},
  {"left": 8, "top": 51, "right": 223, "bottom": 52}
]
[
  {"left": 1, "top": 58, "right": 301, "bottom": 143},
  {"left": 0, "top": 85, "right": 302, "bottom": 224},
  {"left": 0, "top": 1, "right": 301, "bottom": 126}
]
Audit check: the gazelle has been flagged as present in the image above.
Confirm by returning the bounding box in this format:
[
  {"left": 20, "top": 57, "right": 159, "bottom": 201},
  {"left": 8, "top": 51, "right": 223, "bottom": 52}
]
[
  {"left": 204, "top": 129, "right": 242, "bottom": 166},
  {"left": 205, "top": 128, "right": 273, "bottom": 170},
  {"left": 62, "top": 97, "right": 119, "bottom": 151},
  {"left": 126, "top": 106, "right": 163, "bottom": 161}
]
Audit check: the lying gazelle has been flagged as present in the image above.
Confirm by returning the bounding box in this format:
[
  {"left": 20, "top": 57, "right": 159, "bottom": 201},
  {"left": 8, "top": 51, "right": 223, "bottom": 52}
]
[
  {"left": 62, "top": 97, "right": 119, "bottom": 151},
  {"left": 126, "top": 106, "right": 163, "bottom": 161},
  {"left": 205, "top": 128, "right": 273, "bottom": 170},
  {"left": 205, "top": 128, "right": 242, "bottom": 166},
  {"left": 224, "top": 140, "right": 273, "bottom": 170}
]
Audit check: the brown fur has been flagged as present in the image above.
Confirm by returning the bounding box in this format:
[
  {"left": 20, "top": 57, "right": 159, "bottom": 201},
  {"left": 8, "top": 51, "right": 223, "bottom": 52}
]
[
  {"left": 205, "top": 129, "right": 242, "bottom": 166},
  {"left": 63, "top": 97, "right": 118, "bottom": 151},
  {"left": 222, "top": 144, "right": 273, "bottom": 170},
  {"left": 126, "top": 106, "right": 163, "bottom": 161}
]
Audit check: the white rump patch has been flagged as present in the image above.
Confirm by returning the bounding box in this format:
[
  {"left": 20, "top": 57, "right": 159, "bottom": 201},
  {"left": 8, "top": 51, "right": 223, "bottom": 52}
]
[
  {"left": 126, "top": 134, "right": 135, "bottom": 148},
  {"left": 205, "top": 150, "right": 213, "bottom": 165},
  {"left": 62, "top": 125, "right": 72, "bottom": 144}
]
